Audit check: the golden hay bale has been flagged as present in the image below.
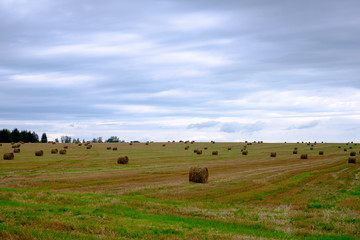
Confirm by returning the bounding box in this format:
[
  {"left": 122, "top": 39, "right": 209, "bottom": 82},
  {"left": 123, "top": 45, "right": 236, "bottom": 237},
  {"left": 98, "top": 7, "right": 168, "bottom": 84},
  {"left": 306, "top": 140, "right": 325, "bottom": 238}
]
[
  {"left": 106, "top": 147, "right": 111, "bottom": 150},
  {"left": 348, "top": 157, "right": 356, "bottom": 164},
  {"left": 0, "top": 143, "right": 2, "bottom": 146},
  {"left": 13, "top": 148, "right": 20, "bottom": 153},
  {"left": 338, "top": 146, "right": 341, "bottom": 149},
  {"left": 300, "top": 154, "right": 308, "bottom": 159},
  {"left": 129, "top": 143, "right": 133, "bottom": 146},
  {"left": 191, "top": 141, "right": 195, "bottom": 144},
  {"left": 52, "top": 142, "right": 56, "bottom": 145},
  {"left": 11, "top": 144, "right": 20, "bottom": 148},
  {"left": 242, "top": 150, "right": 248, "bottom": 155},
  {"left": 145, "top": 142, "right": 149, "bottom": 145},
  {"left": 310, "top": 147, "right": 313, "bottom": 150},
  {"left": 86, "top": 145, "right": 92, "bottom": 149},
  {"left": 35, "top": 150, "right": 43, "bottom": 156},
  {"left": 270, "top": 152, "right": 276, "bottom": 157},
  {"left": 228, "top": 147, "right": 232, "bottom": 150},
  {"left": 196, "top": 150, "right": 202, "bottom": 155},
  {"left": 294, "top": 147, "right": 298, "bottom": 150},
  {"left": 59, "top": 149, "right": 66, "bottom": 155},
  {"left": 344, "top": 148, "right": 347, "bottom": 152},
  {"left": 189, "top": 167, "right": 208, "bottom": 183},
  {"left": 293, "top": 150, "right": 298, "bottom": 154},
  {"left": 162, "top": 144, "right": 166, "bottom": 147},
  {"left": 204, "top": 147, "right": 208, "bottom": 150},
  {"left": 113, "top": 147, "right": 117, "bottom": 151},
  {"left": 64, "top": 146, "right": 68, "bottom": 149},
  {"left": 78, "top": 143, "right": 82, "bottom": 146},
  {"left": 349, "top": 146, "right": 353, "bottom": 149},
  {"left": 212, "top": 151, "right": 218, "bottom": 155},
  {"left": 350, "top": 152, "right": 356, "bottom": 156},
  {"left": 185, "top": 146, "right": 189, "bottom": 150},
  {"left": 51, "top": 149, "right": 58, "bottom": 154},
  {"left": 3, "top": 152, "right": 14, "bottom": 160},
  {"left": 117, "top": 156, "right": 129, "bottom": 164},
  {"left": 319, "top": 151, "right": 324, "bottom": 155}
]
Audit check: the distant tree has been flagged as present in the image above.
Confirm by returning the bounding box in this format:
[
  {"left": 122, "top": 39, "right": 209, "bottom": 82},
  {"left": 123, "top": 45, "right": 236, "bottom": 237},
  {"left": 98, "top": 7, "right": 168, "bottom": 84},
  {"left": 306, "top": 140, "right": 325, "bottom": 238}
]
[
  {"left": 29, "top": 131, "right": 39, "bottom": 143},
  {"left": 97, "top": 137, "right": 103, "bottom": 143},
  {"left": 61, "top": 136, "right": 71, "bottom": 143},
  {"left": 55, "top": 138, "right": 59, "bottom": 143},
  {"left": 0, "top": 129, "right": 12, "bottom": 143},
  {"left": 20, "top": 130, "right": 29, "bottom": 142},
  {"left": 41, "top": 133, "right": 48, "bottom": 143},
  {"left": 11, "top": 128, "right": 22, "bottom": 142},
  {"left": 91, "top": 138, "right": 97, "bottom": 143},
  {"left": 82, "top": 139, "right": 85, "bottom": 143},
  {"left": 106, "top": 136, "right": 119, "bottom": 143}
]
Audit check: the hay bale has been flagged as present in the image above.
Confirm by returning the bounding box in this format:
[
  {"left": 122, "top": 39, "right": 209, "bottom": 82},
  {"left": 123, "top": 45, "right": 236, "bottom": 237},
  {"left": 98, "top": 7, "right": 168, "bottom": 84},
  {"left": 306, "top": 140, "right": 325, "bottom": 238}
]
[
  {"left": 185, "top": 146, "right": 189, "bottom": 150},
  {"left": 64, "top": 146, "right": 68, "bottom": 149},
  {"left": 242, "top": 150, "right": 248, "bottom": 155},
  {"left": 189, "top": 167, "right": 208, "bottom": 183},
  {"left": 59, "top": 149, "right": 66, "bottom": 155},
  {"left": 0, "top": 143, "right": 2, "bottom": 146},
  {"left": 129, "top": 143, "right": 133, "bottom": 146},
  {"left": 350, "top": 152, "right": 356, "bottom": 156},
  {"left": 35, "top": 150, "right": 43, "bottom": 156},
  {"left": 228, "top": 147, "right": 232, "bottom": 150},
  {"left": 212, "top": 151, "right": 218, "bottom": 155},
  {"left": 145, "top": 142, "right": 149, "bottom": 145},
  {"left": 300, "top": 154, "right": 308, "bottom": 159},
  {"left": 310, "top": 147, "right": 313, "bottom": 150},
  {"left": 113, "top": 147, "right": 117, "bottom": 151},
  {"left": 51, "top": 149, "right": 58, "bottom": 154},
  {"left": 349, "top": 146, "right": 353, "bottom": 149},
  {"left": 348, "top": 157, "right": 356, "bottom": 164},
  {"left": 87, "top": 146, "right": 92, "bottom": 149},
  {"left": 106, "top": 147, "right": 111, "bottom": 150},
  {"left": 13, "top": 148, "right": 20, "bottom": 153},
  {"left": 294, "top": 147, "right": 298, "bottom": 150},
  {"left": 162, "top": 144, "right": 166, "bottom": 147},
  {"left": 78, "top": 143, "right": 82, "bottom": 146},
  {"left": 319, "top": 151, "right": 324, "bottom": 155},
  {"left": 293, "top": 150, "right": 298, "bottom": 154},
  {"left": 12, "top": 144, "right": 20, "bottom": 148},
  {"left": 3, "top": 152, "right": 14, "bottom": 160},
  {"left": 117, "top": 156, "right": 129, "bottom": 164},
  {"left": 196, "top": 150, "right": 202, "bottom": 155},
  {"left": 270, "top": 152, "right": 276, "bottom": 157},
  {"left": 344, "top": 148, "right": 347, "bottom": 152}
]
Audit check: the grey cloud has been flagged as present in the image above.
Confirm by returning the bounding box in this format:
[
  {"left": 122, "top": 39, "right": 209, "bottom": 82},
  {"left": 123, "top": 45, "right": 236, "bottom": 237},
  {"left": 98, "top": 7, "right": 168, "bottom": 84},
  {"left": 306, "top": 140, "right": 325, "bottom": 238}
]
[
  {"left": 187, "top": 121, "right": 219, "bottom": 129},
  {"left": 287, "top": 121, "right": 320, "bottom": 130},
  {"left": 220, "top": 122, "right": 264, "bottom": 134}
]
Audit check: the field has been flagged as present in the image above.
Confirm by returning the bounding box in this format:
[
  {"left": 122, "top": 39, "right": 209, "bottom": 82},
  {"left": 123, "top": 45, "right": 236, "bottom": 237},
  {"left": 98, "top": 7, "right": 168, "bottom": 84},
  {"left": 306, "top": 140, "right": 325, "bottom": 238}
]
[{"left": 0, "top": 141, "right": 359, "bottom": 239}]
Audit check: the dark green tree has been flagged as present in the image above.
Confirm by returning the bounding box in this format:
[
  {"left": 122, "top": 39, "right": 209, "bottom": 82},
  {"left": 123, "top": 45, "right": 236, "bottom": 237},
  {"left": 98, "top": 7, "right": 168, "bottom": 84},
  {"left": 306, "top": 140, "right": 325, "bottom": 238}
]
[
  {"left": 41, "top": 133, "right": 48, "bottom": 143},
  {"left": 11, "top": 128, "right": 22, "bottom": 142},
  {"left": 29, "top": 131, "right": 39, "bottom": 143},
  {"left": 0, "top": 129, "right": 12, "bottom": 143},
  {"left": 20, "top": 130, "right": 29, "bottom": 142}
]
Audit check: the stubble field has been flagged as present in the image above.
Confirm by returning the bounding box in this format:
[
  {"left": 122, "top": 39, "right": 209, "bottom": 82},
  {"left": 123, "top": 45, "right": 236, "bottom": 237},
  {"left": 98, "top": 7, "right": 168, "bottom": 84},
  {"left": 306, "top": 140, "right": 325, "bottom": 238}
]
[{"left": 0, "top": 141, "right": 359, "bottom": 239}]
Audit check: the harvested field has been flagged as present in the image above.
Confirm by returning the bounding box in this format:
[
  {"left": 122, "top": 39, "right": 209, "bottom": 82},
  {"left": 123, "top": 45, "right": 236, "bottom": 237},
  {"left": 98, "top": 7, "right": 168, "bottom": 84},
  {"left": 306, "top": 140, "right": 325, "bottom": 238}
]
[{"left": 0, "top": 142, "right": 359, "bottom": 239}]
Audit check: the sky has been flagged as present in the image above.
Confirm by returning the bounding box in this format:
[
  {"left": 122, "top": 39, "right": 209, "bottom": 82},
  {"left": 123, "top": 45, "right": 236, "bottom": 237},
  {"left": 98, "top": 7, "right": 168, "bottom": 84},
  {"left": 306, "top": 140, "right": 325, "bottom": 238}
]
[{"left": 1, "top": 0, "right": 360, "bottom": 142}]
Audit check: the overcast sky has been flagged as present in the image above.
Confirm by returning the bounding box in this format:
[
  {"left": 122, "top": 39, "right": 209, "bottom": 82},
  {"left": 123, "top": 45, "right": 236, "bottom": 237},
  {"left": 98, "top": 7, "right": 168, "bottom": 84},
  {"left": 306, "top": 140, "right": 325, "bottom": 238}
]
[{"left": 1, "top": 0, "right": 360, "bottom": 142}]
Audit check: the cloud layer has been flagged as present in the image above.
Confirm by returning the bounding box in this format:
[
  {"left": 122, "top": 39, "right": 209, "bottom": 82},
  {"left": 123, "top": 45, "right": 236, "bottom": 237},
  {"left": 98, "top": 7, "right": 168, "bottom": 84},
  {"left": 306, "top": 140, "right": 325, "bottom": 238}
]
[{"left": 1, "top": 0, "right": 360, "bottom": 142}]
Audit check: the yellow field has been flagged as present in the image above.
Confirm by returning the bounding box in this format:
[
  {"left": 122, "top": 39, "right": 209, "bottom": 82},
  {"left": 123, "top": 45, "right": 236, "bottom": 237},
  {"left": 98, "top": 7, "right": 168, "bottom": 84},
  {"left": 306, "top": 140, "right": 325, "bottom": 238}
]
[{"left": 0, "top": 142, "right": 359, "bottom": 239}]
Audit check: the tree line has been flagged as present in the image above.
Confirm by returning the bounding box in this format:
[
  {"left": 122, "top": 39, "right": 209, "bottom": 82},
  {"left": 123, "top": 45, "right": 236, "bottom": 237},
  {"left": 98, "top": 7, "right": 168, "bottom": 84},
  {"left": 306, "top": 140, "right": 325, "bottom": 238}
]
[{"left": 0, "top": 128, "right": 47, "bottom": 143}]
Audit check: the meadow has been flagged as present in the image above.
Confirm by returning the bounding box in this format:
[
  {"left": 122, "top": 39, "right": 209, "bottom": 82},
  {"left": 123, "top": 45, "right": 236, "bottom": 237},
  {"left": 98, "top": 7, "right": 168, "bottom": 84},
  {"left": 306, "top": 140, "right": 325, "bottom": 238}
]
[{"left": 0, "top": 141, "right": 359, "bottom": 239}]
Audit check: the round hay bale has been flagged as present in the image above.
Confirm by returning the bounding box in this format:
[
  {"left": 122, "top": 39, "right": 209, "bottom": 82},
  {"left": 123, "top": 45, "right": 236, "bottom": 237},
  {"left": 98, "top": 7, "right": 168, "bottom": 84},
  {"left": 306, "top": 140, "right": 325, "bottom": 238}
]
[
  {"left": 52, "top": 142, "right": 56, "bottom": 145},
  {"left": 112, "top": 147, "right": 117, "bottom": 151},
  {"left": 87, "top": 146, "right": 92, "bottom": 149},
  {"left": 145, "top": 142, "right": 149, "bottom": 145},
  {"left": 242, "top": 150, "right": 248, "bottom": 155},
  {"left": 106, "top": 147, "right": 111, "bottom": 150},
  {"left": 129, "top": 143, "right": 133, "bottom": 146},
  {"left": 117, "top": 156, "right": 129, "bottom": 164},
  {"left": 348, "top": 157, "right": 356, "bottom": 164},
  {"left": 0, "top": 143, "right": 2, "bottom": 146},
  {"left": 59, "top": 149, "right": 66, "bottom": 155},
  {"left": 78, "top": 143, "right": 82, "bottom": 146},
  {"left": 294, "top": 147, "right": 298, "bottom": 151},
  {"left": 338, "top": 146, "right": 341, "bottom": 149},
  {"left": 162, "top": 144, "right": 166, "bottom": 147},
  {"left": 204, "top": 147, "right": 208, "bottom": 150},
  {"left": 350, "top": 152, "right": 356, "bottom": 156},
  {"left": 13, "top": 148, "right": 20, "bottom": 153},
  {"left": 300, "top": 154, "right": 308, "bottom": 159},
  {"left": 319, "top": 151, "right": 324, "bottom": 155},
  {"left": 344, "top": 148, "right": 347, "bottom": 152},
  {"left": 51, "top": 149, "right": 58, "bottom": 154},
  {"left": 228, "top": 147, "right": 232, "bottom": 150},
  {"left": 293, "top": 150, "right": 298, "bottom": 154},
  {"left": 310, "top": 147, "right": 314, "bottom": 150},
  {"left": 270, "top": 152, "right": 276, "bottom": 157},
  {"left": 185, "top": 146, "right": 189, "bottom": 150},
  {"left": 212, "top": 151, "right": 218, "bottom": 155},
  {"left": 12, "top": 144, "right": 20, "bottom": 148},
  {"left": 189, "top": 167, "right": 208, "bottom": 183},
  {"left": 35, "top": 150, "right": 43, "bottom": 156},
  {"left": 3, "top": 152, "right": 14, "bottom": 160},
  {"left": 196, "top": 150, "right": 202, "bottom": 155},
  {"left": 349, "top": 146, "right": 353, "bottom": 149},
  {"left": 64, "top": 146, "right": 68, "bottom": 149}
]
